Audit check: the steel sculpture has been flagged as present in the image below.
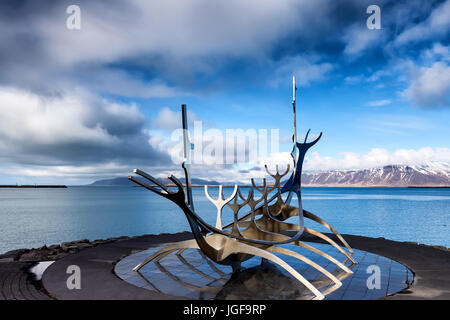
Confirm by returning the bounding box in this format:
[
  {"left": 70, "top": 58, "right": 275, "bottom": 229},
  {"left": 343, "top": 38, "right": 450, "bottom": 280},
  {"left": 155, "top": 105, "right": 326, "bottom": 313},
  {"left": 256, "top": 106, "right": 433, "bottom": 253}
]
[
  {"left": 128, "top": 77, "right": 356, "bottom": 300},
  {"left": 134, "top": 247, "right": 354, "bottom": 299}
]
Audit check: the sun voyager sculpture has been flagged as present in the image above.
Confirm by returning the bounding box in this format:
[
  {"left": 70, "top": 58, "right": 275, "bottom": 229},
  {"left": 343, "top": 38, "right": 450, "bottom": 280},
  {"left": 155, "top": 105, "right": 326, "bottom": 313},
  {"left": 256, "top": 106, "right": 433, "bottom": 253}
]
[{"left": 129, "top": 77, "right": 357, "bottom": 300}]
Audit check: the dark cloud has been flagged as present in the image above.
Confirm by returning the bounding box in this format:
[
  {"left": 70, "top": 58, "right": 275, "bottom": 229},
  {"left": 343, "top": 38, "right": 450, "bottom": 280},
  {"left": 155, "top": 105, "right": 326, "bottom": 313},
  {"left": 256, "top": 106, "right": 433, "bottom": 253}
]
[
  {"left": 0, "top": 0, "right": 448, "bottom": 184},
  {"left": 0, "top": 88, "right": 170, "bottom": 168},
  {"left": 0, "top": 0, "right": 446, "bottom": 95}
]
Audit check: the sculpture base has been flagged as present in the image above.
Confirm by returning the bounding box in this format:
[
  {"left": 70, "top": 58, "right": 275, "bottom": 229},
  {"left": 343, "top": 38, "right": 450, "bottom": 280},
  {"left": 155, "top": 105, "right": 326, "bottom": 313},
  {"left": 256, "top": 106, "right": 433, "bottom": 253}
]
[{"left": 114, "top": 242, "right": 413, "bottom": 300}]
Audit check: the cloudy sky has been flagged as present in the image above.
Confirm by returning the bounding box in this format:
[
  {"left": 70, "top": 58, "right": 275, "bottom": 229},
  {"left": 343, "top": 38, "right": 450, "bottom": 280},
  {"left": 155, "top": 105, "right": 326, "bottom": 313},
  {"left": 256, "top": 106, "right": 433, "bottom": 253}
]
[{"left": 0, "top": 0, "right": 449, "bottom": 184}]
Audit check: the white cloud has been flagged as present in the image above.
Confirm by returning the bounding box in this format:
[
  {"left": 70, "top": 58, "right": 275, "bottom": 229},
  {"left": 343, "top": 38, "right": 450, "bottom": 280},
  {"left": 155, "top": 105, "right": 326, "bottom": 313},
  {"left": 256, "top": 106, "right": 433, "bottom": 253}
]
[
  {"left": 74, "top": 68, "right": 186, "bottom": 98},
  {"left": 395, "top": 0, "right": 450, "bottom": 45},
  {"left": 0, "top": 87, "right": 117, "bottom": 146},
  {"left": 402, "top": 61, "right": 450, "bottom": 108},
  {"left": 367, "top": 99, "right": 392, "bottom": 107},
  {"left": 421, "top": 43, "right": 450, "bottom": 63},
  {"left": 342, "top": 24, "right": 385, "bottom": 57},
  {"left": 362, "top": 114, "right": 434, "bottom": 135},
  {"left": 151, "top": 108, "right": 183, "bottom": 131},
  {"left": 0, "top": 0, "right": 322, "bottom": 97},
  {"left": 5, "top": 162, "right": 130, "bottom": 179},
  {"left": 271, "top": 55, "right": 333, "bottom": 87},
  {"left": 34, "top": 0, "right": 303, "bottom": 66},
  {"left": 366, "top": 69, "right": 392, "bottom": 82},
  {"left": 186, "top": 151, "right": 293, "bottom": 184},
  {"left": 190, "top": 146, "right": 450, "bottom": 182},
  {"left": 151, "top": 107, "right": 199, "bottom": 131},
  {"left": 344, "top": 75, "right": 364, "bottom": 84},
  {"left": 304, "top": 147, "right": 450, "bottom": 171}
]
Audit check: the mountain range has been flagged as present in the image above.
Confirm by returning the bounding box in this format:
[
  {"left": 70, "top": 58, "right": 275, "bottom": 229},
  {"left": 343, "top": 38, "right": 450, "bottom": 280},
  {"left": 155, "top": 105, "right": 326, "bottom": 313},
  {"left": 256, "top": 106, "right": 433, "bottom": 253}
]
[
  {"left": 302, "top": 162, "right": 450, "bottom": 186},
  {"left": 88, "top": 162, "right": 450, "bottom": 187}
]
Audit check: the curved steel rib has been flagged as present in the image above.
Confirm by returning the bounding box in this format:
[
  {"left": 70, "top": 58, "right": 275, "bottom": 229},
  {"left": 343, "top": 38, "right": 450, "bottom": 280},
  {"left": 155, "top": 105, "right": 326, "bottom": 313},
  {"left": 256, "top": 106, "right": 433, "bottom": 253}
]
[
  {"left": 130, "top": 170, "right": 328, "bottom": 299},
  {"left": 129, "top": 90, "right": 357, "bottom": 300},
  {"left": 224, "top": 165, "right": 355, "bottom": 272},
  {"left": 129, "top": 171, "right": 309, "bottom": 246},
  {"left": 204, "top": 185, "right": 238, "bottom": 230}
]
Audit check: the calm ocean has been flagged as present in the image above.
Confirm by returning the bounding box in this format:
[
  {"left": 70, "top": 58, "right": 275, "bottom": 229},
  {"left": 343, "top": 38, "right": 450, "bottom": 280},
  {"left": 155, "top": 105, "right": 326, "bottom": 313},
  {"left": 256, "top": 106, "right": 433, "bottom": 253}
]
[{"left": 0, "top": 186, "right": 448, "bottom": 253}]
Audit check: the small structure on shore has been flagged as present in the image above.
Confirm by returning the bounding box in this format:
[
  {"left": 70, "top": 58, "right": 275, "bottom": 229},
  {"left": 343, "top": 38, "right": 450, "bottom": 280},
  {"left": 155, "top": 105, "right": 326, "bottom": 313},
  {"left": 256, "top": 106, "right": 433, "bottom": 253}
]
[
  {"left": 129, "top": 78, "right": 356, "bottom": 300},
  {"left": 0, "top": 185, "right": 67, "bottom": 188}
]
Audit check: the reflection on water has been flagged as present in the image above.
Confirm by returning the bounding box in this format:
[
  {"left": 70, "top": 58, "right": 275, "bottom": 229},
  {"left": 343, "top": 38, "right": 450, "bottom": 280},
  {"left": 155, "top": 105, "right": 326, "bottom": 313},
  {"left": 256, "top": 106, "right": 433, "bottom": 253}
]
[{"left": 0, "top": 186, "right": 449, "bottom": 253}]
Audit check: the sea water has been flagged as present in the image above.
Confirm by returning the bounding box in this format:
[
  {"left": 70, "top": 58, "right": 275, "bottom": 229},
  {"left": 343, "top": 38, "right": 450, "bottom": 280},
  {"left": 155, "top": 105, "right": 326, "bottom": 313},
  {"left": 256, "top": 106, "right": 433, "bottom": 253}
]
[{"left": 0, "top": 186, "right": 448, "bottom": 253}]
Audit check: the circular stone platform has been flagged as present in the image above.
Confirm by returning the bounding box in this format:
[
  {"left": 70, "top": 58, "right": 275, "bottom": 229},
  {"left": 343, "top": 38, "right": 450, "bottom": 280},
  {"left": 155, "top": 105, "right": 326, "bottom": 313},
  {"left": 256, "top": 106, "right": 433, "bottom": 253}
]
[
  {"left": 40, "top": 232, "right": 450, "bottom": 300},
  {"left": 115, "top": 242, "right": 413, "bottom": 300}
]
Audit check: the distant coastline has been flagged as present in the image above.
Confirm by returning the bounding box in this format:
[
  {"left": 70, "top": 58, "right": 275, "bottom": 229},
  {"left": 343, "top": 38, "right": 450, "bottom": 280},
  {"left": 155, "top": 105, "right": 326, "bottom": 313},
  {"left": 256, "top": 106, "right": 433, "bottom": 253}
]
[
  {"left": 86, "top": 176, "right": 450, "bottom": 188},
  {"left": 407, "top": 186, "right": 450, "bottom": 188},
  {"left": 88, "top": 163, "right": 450, "bottom": 188},
  {"left": 132, "top": 184, "right": 450, "bottom": 188},
  {"left": 302, "top": 184, "right": 450, "bottom": 188},
  {"left": 0, "top": 185, "right": 67, "bottom": 188}
]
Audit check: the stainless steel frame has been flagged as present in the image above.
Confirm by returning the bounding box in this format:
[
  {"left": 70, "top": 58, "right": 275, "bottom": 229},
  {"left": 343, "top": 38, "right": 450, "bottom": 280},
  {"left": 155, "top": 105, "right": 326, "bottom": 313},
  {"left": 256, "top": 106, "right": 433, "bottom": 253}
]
[{"left": 128, "top": 77, "right": 356, "bottom": 300}]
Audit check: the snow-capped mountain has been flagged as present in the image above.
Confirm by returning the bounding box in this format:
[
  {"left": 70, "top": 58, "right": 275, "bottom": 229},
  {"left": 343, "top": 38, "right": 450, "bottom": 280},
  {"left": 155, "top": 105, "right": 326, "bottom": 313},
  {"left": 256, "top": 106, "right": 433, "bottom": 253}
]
[{"left": 302, "top": 162, "right": 450, "bottom": 186}]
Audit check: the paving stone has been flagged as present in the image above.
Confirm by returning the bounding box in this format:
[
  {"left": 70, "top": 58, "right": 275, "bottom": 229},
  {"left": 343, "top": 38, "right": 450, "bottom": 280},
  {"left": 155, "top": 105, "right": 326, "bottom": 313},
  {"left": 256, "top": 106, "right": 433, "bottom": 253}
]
[{"left": 0, "top": 262, "right": 51, "bottom": 300}]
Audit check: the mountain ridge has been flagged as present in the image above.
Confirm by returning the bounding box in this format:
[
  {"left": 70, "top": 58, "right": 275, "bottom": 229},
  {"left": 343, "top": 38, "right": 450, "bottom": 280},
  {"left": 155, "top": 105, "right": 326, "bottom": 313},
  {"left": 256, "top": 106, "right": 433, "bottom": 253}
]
[
  {"left": 302, "top": 162, "right": 450, "bottom": 186},
  {"left": 88, "top": 162, "right": 450, "bottom": 187}
]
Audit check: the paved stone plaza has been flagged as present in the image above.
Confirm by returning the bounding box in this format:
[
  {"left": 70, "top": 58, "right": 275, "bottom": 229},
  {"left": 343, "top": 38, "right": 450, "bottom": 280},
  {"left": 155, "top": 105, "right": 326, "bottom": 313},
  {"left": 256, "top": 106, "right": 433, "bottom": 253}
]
[{"left": 0, "top": 232, "right": 449, "bottom": 300}]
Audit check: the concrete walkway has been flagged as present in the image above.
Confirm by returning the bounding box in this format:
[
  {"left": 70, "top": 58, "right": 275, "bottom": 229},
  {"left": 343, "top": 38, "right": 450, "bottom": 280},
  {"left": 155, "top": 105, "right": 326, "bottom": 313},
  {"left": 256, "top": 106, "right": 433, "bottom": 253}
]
[
  {"left": 39, "top": 232, "right": 449, "bottom": 300},
  {"left": 0, "top": 261, "right": 51, "bottom": 300},
  {"left": 42, "top": 232, "right": 193, "bottom": 300}
]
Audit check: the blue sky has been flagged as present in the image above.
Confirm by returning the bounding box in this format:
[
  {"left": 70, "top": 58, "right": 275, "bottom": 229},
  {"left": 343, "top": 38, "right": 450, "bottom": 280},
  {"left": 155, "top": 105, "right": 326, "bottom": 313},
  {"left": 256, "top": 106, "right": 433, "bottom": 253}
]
[{"left": 0, "top": 0, "right": 448, "bottom": 184}]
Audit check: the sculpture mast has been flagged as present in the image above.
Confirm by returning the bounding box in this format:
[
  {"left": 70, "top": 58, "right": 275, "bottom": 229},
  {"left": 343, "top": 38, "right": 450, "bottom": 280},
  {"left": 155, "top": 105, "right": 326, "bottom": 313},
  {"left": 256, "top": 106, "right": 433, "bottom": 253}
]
[
  {"left": 286, "top": 76, "right": 298, "bottom": 205},
  {"left": 181, "top": 104, "right": 194, "bottom": 210},
  {"left": 292, "top": 75, "right": 297, "bottom": 146}
]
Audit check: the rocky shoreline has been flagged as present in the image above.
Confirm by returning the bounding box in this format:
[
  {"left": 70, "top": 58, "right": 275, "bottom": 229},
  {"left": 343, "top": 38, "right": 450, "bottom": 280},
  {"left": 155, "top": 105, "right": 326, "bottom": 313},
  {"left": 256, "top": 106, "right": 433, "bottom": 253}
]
[
  {"left": 0, "top": 235, "right": 141, "bottom": 262},
  {"left": 0, "top": 232, "right": 447, "bottom": 264}
]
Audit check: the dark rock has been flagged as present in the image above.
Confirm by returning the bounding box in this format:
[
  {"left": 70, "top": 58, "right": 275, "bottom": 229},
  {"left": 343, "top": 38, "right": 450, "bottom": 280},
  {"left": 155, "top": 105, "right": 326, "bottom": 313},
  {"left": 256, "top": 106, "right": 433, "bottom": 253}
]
[
  {"left": 61, "top": 242, "right": 81, "bottom": 251},
  {"left": 419, "top": 243, "right": 449, "bottom": 251},
  {"left": 2, "top": 233, "right": 187, "bottom": 262},
  {"left": 75, "top": 243, "right": 93, "bottom": 249},
  {"left": 72, "top": 239, "right": 90, "bottom": 244},
  {"left": 0, "top": 248, "right": 30, "bottom": 260},
  {"left": 61, "top": 242, "right": 71, "bottom": 250},
  {"left": 19, "top": 250, "right": 51, "bottom": 261},
  {"left": 49, "top": 253, "right": 70, "bottom": 260},
  {"left": 92, "top": 240, "right": 107, "bottom": 246}
]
